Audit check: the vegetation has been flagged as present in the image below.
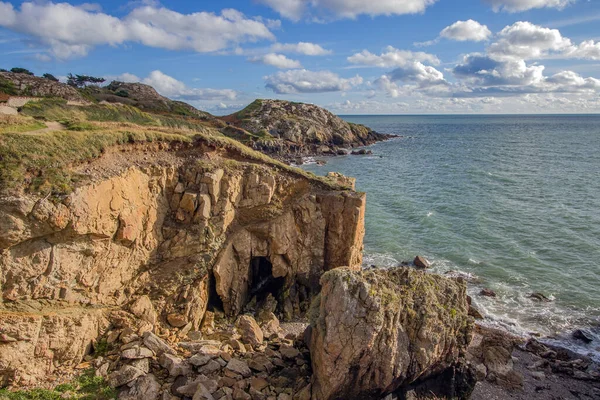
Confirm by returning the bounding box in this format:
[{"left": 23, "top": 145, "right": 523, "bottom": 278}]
[
  {"left": 0, "top": 370, "right": 116, "bottom": 400},
  {"left": 233, "top": 99, "right": 263, "bottom": 120},
  {"left": 42, "top": 73, "right": 59, "bottom": 82},
  {"left": 0, "top": 115, "right": 46, "bottom": 134},
  {"left": 0, "top": 123, "right": 191, "bottom": 194},
  {"left": 10, "top": 67, "right": 34, "bottom": 76},
  {"left": 66, "top": 74, "right": 105, "bottom": 88},
  {"left": 0, "top": 78, "right": 18, "bottom": 95}
]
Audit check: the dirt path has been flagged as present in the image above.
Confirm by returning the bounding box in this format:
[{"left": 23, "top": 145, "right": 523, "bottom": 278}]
[{"left": 23, "top": 121, "right": 66, "bottom": 135}]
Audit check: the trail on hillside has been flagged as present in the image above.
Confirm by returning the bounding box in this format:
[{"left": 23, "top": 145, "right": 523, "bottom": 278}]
[{"left": 23, "top": 121, "right": 66, "bottom": 135}]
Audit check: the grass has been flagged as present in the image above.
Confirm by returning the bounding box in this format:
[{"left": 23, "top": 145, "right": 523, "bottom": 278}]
[
  {"left": 1, "top": 98, "right": 352, "bottom": 195},
  {"left": 233, "top": 99, "right": 263, "bottom": 120},
  {"left": 0, "top": 370, "right": 116, "bottom": 400},
  {"left": 0, "top": 125, "right": 192, "bottom": 195},
  {"left": 0, "top": 78, "right": 18, "bottom": 95},
  {"left": 0, "top": 115, "right": 46, "bottom": 134}
]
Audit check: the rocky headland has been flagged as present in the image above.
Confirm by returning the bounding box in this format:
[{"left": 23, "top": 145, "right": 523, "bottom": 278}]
[
  {"left": 1, "top": 73, "right": 599, "bottom": 400},
  {"left": 221, "top": 99, "right": 393, "bottom": 162}
]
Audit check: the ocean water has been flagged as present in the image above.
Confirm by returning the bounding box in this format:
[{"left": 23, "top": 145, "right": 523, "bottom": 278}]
[{"left": 302, "top": 115, "right": 600, "bottom": 359}]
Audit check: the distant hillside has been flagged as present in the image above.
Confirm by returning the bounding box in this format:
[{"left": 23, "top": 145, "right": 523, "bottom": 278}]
[
  {"left": 222, "top": 99, "right": 390, "bottom": 158},
  {"left": 90, "top": 81, "right": 213, "bottom": 120},
  {"left": 0, "top": 72, "right": 85, "bottom": 102}
]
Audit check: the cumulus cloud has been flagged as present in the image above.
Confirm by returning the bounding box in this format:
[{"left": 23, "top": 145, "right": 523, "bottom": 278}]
[
  {"left": 264, "top": 69, "right": 363, "bottom": 94},
  {"left": 258, "top": 0, "right": 437, "bottom": 20},
  {"left": 271, "top": 42, "right": 332, "bottom": 55},
  {"left": 484, "top": 0, "right": 574, "bottom": 13},
  {"left": 249, "top": 53, "right": 302, "bottom": 69},
  {"left": 0, "top": 2, "right": 275, "bottom": 59},
  {"left": 488, "top": 21, "right": 600, "bottom": 61},
  {"left": 141, "top": 70, "right": 238, "bottom": 101},
  {"left": 416, "top": 19, "right": 491, "bottom": 46},
  {"left": 440, "top": 20, "right": 492, "bottom": 42},
  {"left": 348, "top": 46, "right": 440, "bottom": 68}
]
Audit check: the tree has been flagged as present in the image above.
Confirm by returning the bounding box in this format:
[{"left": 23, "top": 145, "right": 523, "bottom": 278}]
[
  {"left": 43, "top": 73, "right": 59, "bottom": 82},
  {"left": 0, "top": 69, "right": 7, "bottom": 72},
  {"left": 66, "top": 73, "right": 105, "bottom": 88},
  {"left": 10, "top": 67, "right": 34, "bottom": 75}
]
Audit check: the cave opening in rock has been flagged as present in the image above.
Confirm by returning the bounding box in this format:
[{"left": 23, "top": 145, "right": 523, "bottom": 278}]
[
  {"left": 207, "top": 272, "right": 224, "bottom": 312},
  {"left": 249, "top": 256, "right": 285, "bottom": 303}
]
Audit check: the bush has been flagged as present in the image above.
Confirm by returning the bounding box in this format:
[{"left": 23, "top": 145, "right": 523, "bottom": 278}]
[
  {"left": 42, "top": 73, "right": 59, "bottom": 82},
  {"left": 10, "top": 67, "right": 34, "bottom": 76},
  {"left": 114, "top": 90, "right": 129, "bottom": 98}
]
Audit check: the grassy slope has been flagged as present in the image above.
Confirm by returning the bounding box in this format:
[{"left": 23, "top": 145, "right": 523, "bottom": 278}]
[{"left": 0, "top": 98, "right": 351, "bottom": 196}]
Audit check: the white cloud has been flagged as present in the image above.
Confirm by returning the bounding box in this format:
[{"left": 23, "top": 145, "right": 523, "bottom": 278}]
[
  {"left": 484, "top": 0, "right": 574, "bottom": 12},
  {"left": 256, "top": 0, "right": 305, "bottom": 21},
  {"left": 488, "top": 21, "right": 572, "bottom": 60},
  {"left": 416, "top": 20, "right": 491, "bottom": 46},
  {"left": 265, "top": 69, "right": 363, "bottom": 94},
  {"left": 142, "top": 70, "right": 238, "bottom": 101},
  {"left": 488, "top": 21, "right": 600, "bottom": 61},
  {"left": 249, "top": 53, "right": 302, "bottom": 69},
  {"left": 271, "top": 42, "right": 332, "bottom": 55},
  {"left": 440, "top": 20, "right": 492, "bottom": 42},
  {"left": 348, "top": 46, "right": 440, "bottom": 68},
  {"left": 0, "top": 2, "right": 275, "bottom": 59},
  {"left": 258, "top": 0, "right": 437, "bottom": 20}
]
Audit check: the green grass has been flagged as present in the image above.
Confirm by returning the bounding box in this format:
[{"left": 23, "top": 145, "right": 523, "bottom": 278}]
[
  {"left": 0, "top": 127, "right": 191, "bottom": 195},
  {"left": 0, "top": 78, "right": 18, "bottom": 95},
  {"left": 0, "top": 116, "right": 46, "bottom": 134},
  {"left": 233, "top": 99, "right": 263, "bottom": 120},
  {"left": 0, "top": 370, "right": 116, "bottom": 400}
]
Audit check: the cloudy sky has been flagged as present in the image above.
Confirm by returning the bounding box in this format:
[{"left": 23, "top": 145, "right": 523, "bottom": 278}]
[{"left": 1, "top": 0, "right": 599, "bottom": 114}]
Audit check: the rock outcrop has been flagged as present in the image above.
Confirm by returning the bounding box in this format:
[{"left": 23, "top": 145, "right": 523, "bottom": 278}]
[
  {"left": 0, "top": 142, "right": 365, "bottom": 387},
  {"left": 222, "top": 99, "right": 391, "bottom": 159},
  {"left": 94, "top": 81, "right": 213, "bottom": 120},
  {"left": 0, "top": 72, "right": 85, "bottom": 102},
  {"left": 309, "top": 267, "right": 474, "bottom": 400}
]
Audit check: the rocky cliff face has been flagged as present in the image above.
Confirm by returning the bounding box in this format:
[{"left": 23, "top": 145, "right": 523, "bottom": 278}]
[
  {"left": 0, "top": 72, "right": 85, "bottom": 102},
  {"left": 0, "top": 143, "right": 365, "bottom": 387},
  {"left": 223, "top": 99, "right": 390, "bottom": 158},
  {"left": 309, "top": 267, "right": 474, "bottom": 400}
]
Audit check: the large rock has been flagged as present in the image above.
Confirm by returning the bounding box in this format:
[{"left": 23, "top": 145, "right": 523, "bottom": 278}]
[
  {"left": 309, "top": 267, "right": 473, "bottom": 400},
  {"left": 236, "top": 315, "right": 263, "bottom": 346}
]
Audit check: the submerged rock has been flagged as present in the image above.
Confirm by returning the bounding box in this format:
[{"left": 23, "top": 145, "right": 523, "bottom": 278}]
[
  {"left": 309, "top": 267, "right": 473, "bottom": 400},
  {"left": 528, "top": 292, "right": 552, "bottom": 302},
  {"left": 573, "top": 329, "right": 594, "bottom": 344},
  {"left": 480, "top": 288, "right": 497, "bottom": 297}
]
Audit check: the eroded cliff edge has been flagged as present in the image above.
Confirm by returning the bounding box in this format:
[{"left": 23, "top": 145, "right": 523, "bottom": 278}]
[{"left": 0, "top": 139, "right": 365, "bottom": 387}]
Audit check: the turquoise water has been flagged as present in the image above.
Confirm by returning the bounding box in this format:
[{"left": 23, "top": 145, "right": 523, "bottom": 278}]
[{"left": 303, "top": 115, "right": 600, "bottom": 357}]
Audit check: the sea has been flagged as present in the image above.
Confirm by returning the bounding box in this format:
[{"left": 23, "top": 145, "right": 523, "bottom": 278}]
[{"left": 302, "top": 114, "right": 600, "bottom": 360}]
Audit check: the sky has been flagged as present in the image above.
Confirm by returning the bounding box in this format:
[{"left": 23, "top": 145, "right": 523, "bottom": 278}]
[{"left": 1, "top": 0, "right": 600, "bottom": 115}]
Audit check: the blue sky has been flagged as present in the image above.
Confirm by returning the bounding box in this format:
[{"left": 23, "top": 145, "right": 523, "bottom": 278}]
[{"left": 1, "top": 0, "right": 600, "bottom": 114}]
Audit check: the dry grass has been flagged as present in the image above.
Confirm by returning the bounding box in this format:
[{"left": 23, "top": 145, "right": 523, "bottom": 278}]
[
  {"left": 0, "top": 100, "right": 352, "bottom": 196},
  {"left": 0, "top": 114, "right": 46, "bottom": 134}
]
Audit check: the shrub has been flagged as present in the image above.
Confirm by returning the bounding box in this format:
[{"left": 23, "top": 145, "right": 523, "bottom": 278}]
[{"left": 10, "top": 67, "right": 34, "bottom": 75}]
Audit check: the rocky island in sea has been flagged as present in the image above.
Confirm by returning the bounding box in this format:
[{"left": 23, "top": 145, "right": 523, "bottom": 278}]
[{"left": 0, "top": 72, "right": 599, "bottom": 400}]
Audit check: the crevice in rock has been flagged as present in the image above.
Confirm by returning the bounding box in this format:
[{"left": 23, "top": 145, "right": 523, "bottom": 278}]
[{"left": 207, "top": 271, "right": 224, "bottom": 312}]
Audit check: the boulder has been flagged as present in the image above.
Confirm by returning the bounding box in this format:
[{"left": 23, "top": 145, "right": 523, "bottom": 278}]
[
  {"left": 109, "top": 365, "right": 145, "bottom": 388},
  {"left": 236, "top": 315, "right": 263, "bottom": 346},
  {"left": 413, "top": 256, "right": 430, "bottom": 269},
  {"left": 143, "top": 332, "right": 176, "bottom": 356},
  {"left": 118, "top": 374, "right": 161, "bottom": 400},
  {"left": 309, "top": 267, "right": 473, "bottom": 400},
  {"left": 480, "top": 288, "right": 497, "bottom": 297}
]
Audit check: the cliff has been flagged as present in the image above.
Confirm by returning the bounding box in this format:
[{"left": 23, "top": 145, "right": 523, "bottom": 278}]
[
  {"left": 0, "top": 115, "right": 365, "bottom": 388},
  {"left": 222, "top": 99, "right": 391, "bottom": 158}
]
